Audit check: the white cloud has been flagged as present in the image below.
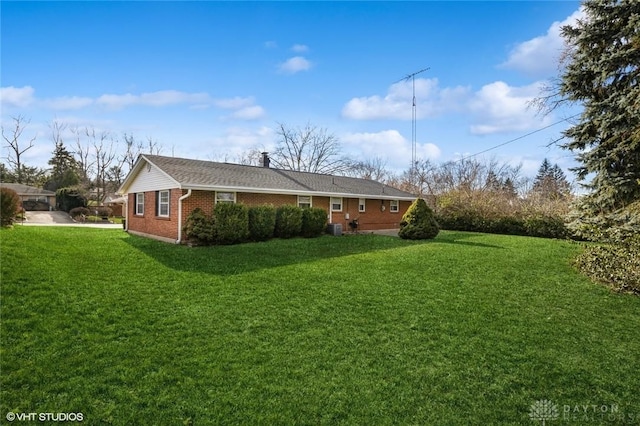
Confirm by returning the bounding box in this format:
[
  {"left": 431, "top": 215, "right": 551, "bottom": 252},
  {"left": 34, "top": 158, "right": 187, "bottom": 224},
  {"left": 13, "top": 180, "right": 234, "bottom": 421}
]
[
  {"left": 230, "top": 105, "right": 266, "bottom": 120},
  {"left": 96, "top": 90, "right": 211, "bottom": 110},
  {"left": 0, "top": 86, "right": 35, "bottom": 108},
  {"left": 500, "top": 8, "right": 585, "bottom": 77},
  {"left": 210, "top": 126, "right": 275, "bottom": 151},
  {"left": 342, "top": 129, "right": 441, "bottom": 170},
  {"left": 214, "top": 96, "right": 266, "bottom": 121},
  {"left": 41, "top": 96, "right": 94, "bottom": 110},
  {"left": 291, "top": 44, "right": 309, "bottom": 53},
  {"left": 278, "top": 56, "right": 312, "bottom": 74},
  {"left": 342, "top": 78, "right": 470, "bottom": 120},
  {"left": 214, "top": 96, "right": 256, "bottom": 110},
  {"left": 468, "top": 80, "right": 552, "bottom": 135}
]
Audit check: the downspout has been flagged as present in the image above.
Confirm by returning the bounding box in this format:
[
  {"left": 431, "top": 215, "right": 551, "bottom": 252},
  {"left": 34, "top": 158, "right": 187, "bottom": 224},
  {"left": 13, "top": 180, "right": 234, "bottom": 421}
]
[{"left": 176, "top": 189, "right": 192, "bottom": 244}]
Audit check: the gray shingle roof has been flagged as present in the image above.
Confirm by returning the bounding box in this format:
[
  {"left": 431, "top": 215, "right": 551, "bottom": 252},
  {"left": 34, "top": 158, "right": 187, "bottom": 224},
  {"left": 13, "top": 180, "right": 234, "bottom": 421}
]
[
  {"left": 144, "top": 155, "right": 414, "bottom": 199},
  {"left": 0, "top": 183, "right": 55, "bottom": 196}
]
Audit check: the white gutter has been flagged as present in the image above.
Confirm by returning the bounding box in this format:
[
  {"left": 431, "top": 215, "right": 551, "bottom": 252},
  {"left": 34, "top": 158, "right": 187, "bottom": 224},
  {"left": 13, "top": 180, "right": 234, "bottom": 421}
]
[{"left": 176, "top": 189, "right": 192, "bottom": 244}]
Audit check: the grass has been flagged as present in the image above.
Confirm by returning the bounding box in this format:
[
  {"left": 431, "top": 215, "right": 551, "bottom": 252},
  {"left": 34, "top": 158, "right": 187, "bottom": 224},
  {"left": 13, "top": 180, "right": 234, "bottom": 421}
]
[{"left": 1, "top": 227, "right": 639, "bottom": 425}]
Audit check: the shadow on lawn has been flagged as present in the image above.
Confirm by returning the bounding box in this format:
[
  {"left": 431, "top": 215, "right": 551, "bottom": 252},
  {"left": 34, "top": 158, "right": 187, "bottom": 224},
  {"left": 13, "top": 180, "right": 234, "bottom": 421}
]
[{"left": 123, "top": 231, "right": 501, "bottom": 276}]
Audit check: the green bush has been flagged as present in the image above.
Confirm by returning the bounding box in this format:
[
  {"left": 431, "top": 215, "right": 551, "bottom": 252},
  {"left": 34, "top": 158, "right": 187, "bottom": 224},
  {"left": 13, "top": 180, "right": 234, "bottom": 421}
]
[
  {"left": 523, "top": 215, "right": 568, "bottom": 239},
  {"left": 93, "top": 206, "right": 113, "bottom": 218},
  {"left": 572, "top": 200, "right": 640, "bottom": 294},
  {"left": 274, "top": 205, "right": 303, "bottom": 239},
  {"left": 248, "top": 205, "right": 276, "bottom": 241},
  {"left": 574, "top": 235, "right": 640, "bottom": 295},
  {"left": 213, "top": 203, "right": 249, "bottom": 245},
  {"left": 56, "top": 187, "right": 86, "bottom": 212},
  {"left": 69, "top": 207, "right": 90, "bottom": 219},
  {"left": 399, "top": 198, "right": 439, "bottom": 240},
  {"left": 301, "top": 207, "right": 328, "bottom": 238},
  {"left": 1, "top": 187, "right": 20, "bottom": 227},
  {"left": 183, "top": 208, "right": 215, "bottom": 245}
]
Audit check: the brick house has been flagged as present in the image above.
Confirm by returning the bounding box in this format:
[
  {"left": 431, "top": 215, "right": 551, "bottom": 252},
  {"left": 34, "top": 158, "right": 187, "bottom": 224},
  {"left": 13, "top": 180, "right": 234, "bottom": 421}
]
[{"left": 118, "top": 154, "right": 415, "bottom": 243}]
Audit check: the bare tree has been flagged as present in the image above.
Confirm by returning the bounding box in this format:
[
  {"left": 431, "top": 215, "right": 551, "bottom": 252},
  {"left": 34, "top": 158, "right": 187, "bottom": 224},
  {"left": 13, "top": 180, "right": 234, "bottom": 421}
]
[
  {"left": 86, "top": 127, "right": 116, "bottom": 202},
  {"left": 2, "top": 115, "right": 36, "bottom": 184},
  {"left": 270, "top": 122, "right": 349, "bottom": 174},
  {"left": 347, "top": 157, "right": 390, "bottom": 182},
  {"left": 70, "top": 126, "right": 94, "bottom": 182}
]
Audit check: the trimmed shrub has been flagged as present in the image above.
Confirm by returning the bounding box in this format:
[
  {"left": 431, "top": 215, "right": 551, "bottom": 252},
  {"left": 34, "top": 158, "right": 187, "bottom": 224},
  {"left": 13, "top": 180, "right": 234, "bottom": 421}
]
[
  {"left": 523, "top": 215, "right": 568, "bottom": 239},
  {"left": 248, "top": 205, "right": 276, "bottom": 241},
  {"left": 183, "top": 208, "right": 215, "bottom": 245},
  {"left": 69, "top": 207, "right": 90, "bottom": 219},
  {"left": 399, "top": 198, "right": 439, "bottom": 240},
  {"left": 274, "top": 205, "right": 303, "bottom": 239},
  {"left": 301, "top": 207, "right": 328, "bottom": 238},
  {"left": 213, "top": 203, "right": 249, "bottom": 245},
  {"left": 95, "top": 206, "right": 113, "bottom": 218},
  {"left": 1, "top": 187, "right": 20, "bottom": 227}
]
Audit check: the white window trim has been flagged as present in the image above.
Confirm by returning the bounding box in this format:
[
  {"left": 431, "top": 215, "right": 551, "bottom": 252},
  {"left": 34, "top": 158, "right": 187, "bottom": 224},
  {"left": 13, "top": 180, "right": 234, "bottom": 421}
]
[
  {"left": 331, "top": 197, "right": 343, "bottom": 212},
  {"left": 135, "top": 193, "right": 144, "bottom": 216},
  {"left": 298, "top": 195, "right": 312, "bottom": 208},
  {"left": 158, "top": 190, "right": 170, "bottom": 217},
  {"left": 215, "top": 191, "right": 236, "bottom": 204},
  {"left": 358, "top": 198, "right": 366, "bottom": 213},
  {"left": 390, "top": 199, "right": 399, "bottom": 213}
]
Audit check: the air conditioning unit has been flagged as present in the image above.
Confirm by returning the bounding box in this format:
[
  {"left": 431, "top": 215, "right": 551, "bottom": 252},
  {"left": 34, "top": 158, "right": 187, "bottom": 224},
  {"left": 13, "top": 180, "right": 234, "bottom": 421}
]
[{"left": 327, "top": 223, "right": 343, "bottom": 236}]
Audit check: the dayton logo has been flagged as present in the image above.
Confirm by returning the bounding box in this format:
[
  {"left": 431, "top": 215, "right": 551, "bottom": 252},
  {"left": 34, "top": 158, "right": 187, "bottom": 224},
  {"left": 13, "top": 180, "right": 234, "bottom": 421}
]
[{"left": 529, "top": 399, "right": 559, "bottom": 425}]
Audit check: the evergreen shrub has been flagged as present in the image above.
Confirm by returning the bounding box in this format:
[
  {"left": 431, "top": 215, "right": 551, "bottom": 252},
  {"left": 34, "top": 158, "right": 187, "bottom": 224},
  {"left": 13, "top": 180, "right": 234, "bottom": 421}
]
[
  {"left": 213, "top": 203, "right": 249, "bottom": 245},
  {"left": 399, "top": 198, "right": 439, "bottom": 240},
  {"left": 274, "top": 205, "right": 303, "bottom": 239},
  {"left": 301, "top": 207, "right": 328, "bottom": 238},
  {"left": 183, "top": 208, "right": 215, "bottom": 245},
  {"left": 248, "top": 205, "right": 276, "bottom": 241}
]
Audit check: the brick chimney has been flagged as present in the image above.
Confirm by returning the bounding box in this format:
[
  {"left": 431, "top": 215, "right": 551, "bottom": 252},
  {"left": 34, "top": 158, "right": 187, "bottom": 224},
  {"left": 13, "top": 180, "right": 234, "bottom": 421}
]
[{"left": 262, "top": 152, "right": 270, "bottom": 168}]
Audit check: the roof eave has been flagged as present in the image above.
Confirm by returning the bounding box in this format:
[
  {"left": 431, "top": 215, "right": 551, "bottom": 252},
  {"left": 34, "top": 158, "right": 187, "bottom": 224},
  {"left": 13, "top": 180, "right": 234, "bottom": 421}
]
[{"left": 180, "top": 183, "right": 414, "bottom": 200}]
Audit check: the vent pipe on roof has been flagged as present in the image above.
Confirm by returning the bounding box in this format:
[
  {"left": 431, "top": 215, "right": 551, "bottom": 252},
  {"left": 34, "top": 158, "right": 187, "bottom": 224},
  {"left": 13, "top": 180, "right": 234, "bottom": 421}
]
[{"left": 262, "top": 152, "right": 270, "bottom": 168}]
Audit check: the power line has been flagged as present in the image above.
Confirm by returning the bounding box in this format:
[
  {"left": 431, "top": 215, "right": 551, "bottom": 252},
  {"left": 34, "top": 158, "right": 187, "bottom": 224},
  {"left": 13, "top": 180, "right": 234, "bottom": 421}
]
[{"left": 451, "top": 113, "right": 580, "bottom": 164}]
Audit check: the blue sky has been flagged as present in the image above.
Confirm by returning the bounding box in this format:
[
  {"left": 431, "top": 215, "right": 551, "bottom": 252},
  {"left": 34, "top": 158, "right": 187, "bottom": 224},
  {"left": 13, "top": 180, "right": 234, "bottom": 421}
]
[{"left": 1, "top": 1, "right": 583, "bottom": 179}]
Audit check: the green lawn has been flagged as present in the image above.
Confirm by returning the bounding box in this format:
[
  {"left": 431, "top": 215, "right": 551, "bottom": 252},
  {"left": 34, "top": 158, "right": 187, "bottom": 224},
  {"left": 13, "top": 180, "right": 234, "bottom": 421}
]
[{"left": 1, "top": 227, "right": 639, "bottom": 425}]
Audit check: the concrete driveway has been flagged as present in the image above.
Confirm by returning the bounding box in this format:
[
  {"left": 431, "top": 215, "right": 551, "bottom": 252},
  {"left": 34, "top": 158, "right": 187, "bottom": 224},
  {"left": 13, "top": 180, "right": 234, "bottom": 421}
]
[{"left": 21, "top": 211, "right": 122, "bottom": 229}]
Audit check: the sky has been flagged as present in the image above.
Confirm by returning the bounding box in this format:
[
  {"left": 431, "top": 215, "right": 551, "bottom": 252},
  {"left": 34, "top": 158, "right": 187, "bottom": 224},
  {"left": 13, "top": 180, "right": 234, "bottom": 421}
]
[{"left": 1, "top": 1, "right": 584, "bottom": 181}]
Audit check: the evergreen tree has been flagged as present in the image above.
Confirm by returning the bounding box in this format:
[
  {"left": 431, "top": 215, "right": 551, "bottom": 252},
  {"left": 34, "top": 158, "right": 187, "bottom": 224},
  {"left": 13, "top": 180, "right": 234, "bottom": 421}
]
[
  {"left": 399, "top": 198, "right": 439, "bottom": 240},
  {"left": 45, "top": 142, "right": 80, "bottom": 191},
  {"left": 559, "top": 0, "right": 639, "bottom": 213},
  {"left": 532, "top": 158, "right": 571, "bottom": 200}
]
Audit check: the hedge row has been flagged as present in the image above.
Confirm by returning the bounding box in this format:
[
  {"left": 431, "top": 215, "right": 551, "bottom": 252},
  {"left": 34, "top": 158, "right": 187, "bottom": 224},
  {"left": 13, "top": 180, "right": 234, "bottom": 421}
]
[
  {"left": 183, "top": 204, "right": 327, "bottom": 246},
  {"left": 435, "top": 210, "right": 568, "bottom": 239}
]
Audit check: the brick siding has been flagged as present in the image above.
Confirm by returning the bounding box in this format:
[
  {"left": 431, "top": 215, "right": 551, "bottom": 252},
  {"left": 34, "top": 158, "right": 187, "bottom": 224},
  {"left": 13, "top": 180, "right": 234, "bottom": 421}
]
[{"left": 127, "top": 189, "right": 412, "bottom": 242}]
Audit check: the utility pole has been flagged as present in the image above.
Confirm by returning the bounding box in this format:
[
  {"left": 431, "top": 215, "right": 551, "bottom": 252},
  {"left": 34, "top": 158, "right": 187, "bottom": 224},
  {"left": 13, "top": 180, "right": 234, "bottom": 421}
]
[{"left": 396, "top": 67, "right": 429, "bottom": 175}]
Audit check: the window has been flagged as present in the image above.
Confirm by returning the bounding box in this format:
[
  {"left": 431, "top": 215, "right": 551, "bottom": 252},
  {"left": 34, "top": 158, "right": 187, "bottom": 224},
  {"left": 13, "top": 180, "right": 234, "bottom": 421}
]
[
  {"left": 298, "top": 195, "right": 312, "bottom": 209},
  {"left": 135, "top": 193, "right": 144, "bottom": 215},
  {"left": 359, "top": 198, "right": 366, "bottom": 213},
  {"left": 331, "top": 197, "right": 343, "bottom": 212},
  {"left": 215, "top": 191, "right": 236, "bottom": 204},
  {"left": 157, "top": 190, "right": 170, "bottom": 217},
  {"left": 390, "top": 200, "right": 399, "bottom": 213}
]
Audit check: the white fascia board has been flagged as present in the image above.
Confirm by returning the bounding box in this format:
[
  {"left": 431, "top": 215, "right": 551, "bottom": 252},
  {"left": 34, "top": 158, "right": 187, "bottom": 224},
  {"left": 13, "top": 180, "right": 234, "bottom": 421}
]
[{"left": 181, "top": 183, "right": 414, "bottom": 201}]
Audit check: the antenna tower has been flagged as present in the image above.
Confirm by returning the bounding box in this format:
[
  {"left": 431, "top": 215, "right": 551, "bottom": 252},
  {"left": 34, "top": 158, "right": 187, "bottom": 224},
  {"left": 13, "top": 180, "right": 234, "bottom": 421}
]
[{"left": 396, "top": 67, "right": 429, "bottom": 172}]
